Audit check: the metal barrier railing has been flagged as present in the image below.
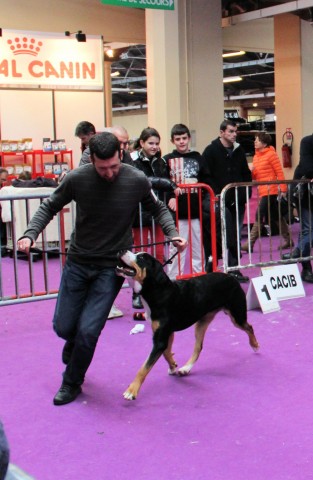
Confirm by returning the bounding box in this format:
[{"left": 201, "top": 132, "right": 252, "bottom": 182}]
[
  {"left": 174, "top": 183, "right": 218, "bottom": 278},
  {"left": 2, "top": 179, "right": 312, "bottom": 305},
  {"left": 0, "top": 189, "right": 75, "bottom": 306},
  {"left": 0, "top": 184, "right": 219, "bottom": 306},
  {"left": 220, "top": 179, "right": 313, "bottom": 274}
]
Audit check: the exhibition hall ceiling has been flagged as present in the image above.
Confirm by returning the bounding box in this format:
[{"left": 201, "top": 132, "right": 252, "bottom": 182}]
[{"left": 108, "top": 1, "right": 313, "bottom": 111}]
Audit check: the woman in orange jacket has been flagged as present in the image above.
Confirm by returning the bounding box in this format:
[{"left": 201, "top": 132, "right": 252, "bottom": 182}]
[{"left": 242, "top": 132, "right": 293, "bottom": 252}]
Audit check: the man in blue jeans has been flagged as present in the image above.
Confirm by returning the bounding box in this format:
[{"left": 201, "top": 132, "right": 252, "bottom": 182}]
[{"left": 17, "top": 132, "right": 187, "bottom": 406}]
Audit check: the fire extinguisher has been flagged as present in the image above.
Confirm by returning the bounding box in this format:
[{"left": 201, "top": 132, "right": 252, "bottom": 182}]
[{"left": 281, "top": 128, "right": 293, "bottom": 168}]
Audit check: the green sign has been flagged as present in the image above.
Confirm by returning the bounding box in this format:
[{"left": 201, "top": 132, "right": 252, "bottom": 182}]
[{"left": 100, "top": 0, "right": 174, "bottom": 10}]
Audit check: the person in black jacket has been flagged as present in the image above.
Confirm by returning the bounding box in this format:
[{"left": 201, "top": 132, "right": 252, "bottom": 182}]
[
  {"left": 202, "top": 119, "right": 252, "bottom": 283},
  {"left": 284, "top": 134, "right": 313, "bottom": 282}
]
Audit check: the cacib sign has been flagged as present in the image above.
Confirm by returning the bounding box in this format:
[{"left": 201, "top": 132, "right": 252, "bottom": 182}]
[
  {"left": 0, "top": 30, "right": 104, "bottom": 89},
  {"left": 100, "top": 0, "right": 174, "bottom": 10}
]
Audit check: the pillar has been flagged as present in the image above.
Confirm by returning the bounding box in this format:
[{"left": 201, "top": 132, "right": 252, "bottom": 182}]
[
  {"left": 145, "top": 0, "right": 224, "bottom": 153},
  {"left": 274, "top": 13, "right": 313, "bottom": 178}
]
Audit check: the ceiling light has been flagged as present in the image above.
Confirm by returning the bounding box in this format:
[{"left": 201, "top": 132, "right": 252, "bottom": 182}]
[
  {"left": 222, "top": 50, "right": 246, "bottom": 58},
  {"left": 65, "top": 30, "right": 86, "bottom": 42},
  {"left": 111, "top": 71, "right": 120, "bottom": 77},
  {"left": 106, "top": 48, "right": 114, "bottom": 58},
  {"left": 223, "top": 76, "right": 242, "bottom": 83}
]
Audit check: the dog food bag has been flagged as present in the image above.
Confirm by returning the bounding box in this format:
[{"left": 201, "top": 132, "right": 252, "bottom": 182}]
[
  {"left": 43, "top": 138, "right": 52, "bottom": 152},
  {"left": 14, "top": 165, "right": 24, "bottom": 175},
  {"left": 17, "top": 140, "right": 26, "bottom": 151},
  {"left": 9, "top": 141, "right": 18, "bottom": 152},
  {"left": 23, "top": 138, "right": 33, "bottom": 151},
  {"left": 23, "top": 165, "right": 32, "bottom": 173},
  {"left": 44, "top": 163, "right": 53, "bottom": 174},
  {"left": 1, "top": 140, "right": 10, "bottom": 152},
  {"left": 57, "top": 139, "right": 67, "bottom": 151},
  {"left": 51, "top": 140, "right": 59, "bottom": 151}
]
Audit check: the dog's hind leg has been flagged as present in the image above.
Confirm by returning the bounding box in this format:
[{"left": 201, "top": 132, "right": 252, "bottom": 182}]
[
  {"left": 226, "top": 310, "right": 259, "bottom": 352},
  {"left": 162, "top": 333, "right": 178, "bottom": 375},
  {"left": 178, "top": 314, "right": 215, "bottom": 376}
]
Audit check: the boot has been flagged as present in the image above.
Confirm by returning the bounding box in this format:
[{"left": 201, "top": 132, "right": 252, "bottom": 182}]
[
  {"left": 301, "top": 261, "right": 313, "bottom": 283},
  {"left": 278, "top": 218, "right": 294, "bottom": 250},
  {"left": 132, "top": 292, "right": 144, "bottom": 309},
  {"left": 282, "top": 247, "right": 300, "bottom": 260},
  {"left": 241, "top": 222, "right": 260, "bottom": 253}
]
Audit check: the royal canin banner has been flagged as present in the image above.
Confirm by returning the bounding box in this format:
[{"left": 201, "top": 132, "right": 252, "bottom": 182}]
[{"left": 0, "top": 30, "right": 104, "bottom": 89}]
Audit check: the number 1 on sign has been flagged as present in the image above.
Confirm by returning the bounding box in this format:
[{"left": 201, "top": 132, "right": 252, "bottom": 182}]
[
  {"left": 248, "top": 276, "right": 280, "bottom": 313},
  {"left": 260, "top": 284, "right": 271, "bottom": 301}
]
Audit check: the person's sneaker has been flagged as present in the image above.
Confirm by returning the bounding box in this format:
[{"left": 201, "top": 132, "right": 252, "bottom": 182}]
[
  {"left": 282, "top": 247, "right": 300, "bottom": 260},
  {"left": 62, "top": 341, "right": 75, "bottom": 365},
  {"left": 301, "top": 269, "right": 313, "bottom": 283},
  {"left": 53, "top": 383, "right": 82, "bottom": 406},
  {"left": 132, "top": 293, "right": 144, "bottom": 309},
  {"left": 107, "top": 304, "right": 123, "bottom": 319},
  {"left": 229, "top": 270, "right": 249, "bottom": 283}
]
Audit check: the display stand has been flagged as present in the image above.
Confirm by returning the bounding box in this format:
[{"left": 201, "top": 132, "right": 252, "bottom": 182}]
[{"left": 0, "top": 150, "right": 73, "bottom": 179}]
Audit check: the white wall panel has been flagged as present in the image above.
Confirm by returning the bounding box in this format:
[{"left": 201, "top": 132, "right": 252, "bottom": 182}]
[
  {"left": 54, "top": 91, "right": 105, "bottom": 168},
  {"left": 0, "top": 90, "right": 54, "bottom": 149}
]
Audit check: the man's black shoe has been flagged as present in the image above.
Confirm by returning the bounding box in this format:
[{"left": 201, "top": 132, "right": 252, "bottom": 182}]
[
  {"left": 62, "top": 341, "right": 74, "bottom": 365},
  {"left": 229, "top": 270, "right": 249, "bottom": 283},
  {"left": 53, "top": 383, "right": 82, "bottom": 406},
  {"left": 132, "top": 293, "right": 144, "bottom": 309},
  {"left": 301, "top": 270, "right": 313, "bottom": 283},
  {"left": 282, "top": 248, "right": 300, "bottom": 260}
]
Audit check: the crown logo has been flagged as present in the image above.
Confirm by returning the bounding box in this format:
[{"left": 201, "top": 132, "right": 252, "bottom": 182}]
[{"left": 7, "top": 37, "right": 43, "bottom": 56}]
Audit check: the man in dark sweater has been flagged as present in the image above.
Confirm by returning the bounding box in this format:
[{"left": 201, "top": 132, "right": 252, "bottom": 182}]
[
  {"left": 76, "top": 123, "right": 133, "bottom": 318},
  {"left": 202, "top": 119, "right": 252, "bottom": 283},
  {"left": 17, "top": 132, "right": 187, "bottom": 406}
]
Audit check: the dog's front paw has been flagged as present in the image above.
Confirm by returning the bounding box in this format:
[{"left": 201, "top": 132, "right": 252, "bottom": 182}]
[
  {"left": 178, "top": 364, "right": 193, "bottom": 376},
  {"left": 123, "top": 381, "right": 140, "bottom": 400},
  {"left": 123, "top": 390, "right": 136, "bottom": 400}
]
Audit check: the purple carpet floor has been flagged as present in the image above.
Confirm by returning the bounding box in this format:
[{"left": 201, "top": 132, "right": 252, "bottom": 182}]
[{"left": 1, "top": 247, "right": 313, "bottom": 479}]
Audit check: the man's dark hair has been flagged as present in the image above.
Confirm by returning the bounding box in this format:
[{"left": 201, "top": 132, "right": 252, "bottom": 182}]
[
  {"left": 257, "top": 132, "right": 272, "bottom": 146},
  {"left": 170, "top": 123, "right": 191, "bottom": 140},
  {"left": 220, "top": 119, "right": 237, "bottom": 132},
  {"left": 89, "top": 132, "right": 120, "bottom": 160},
  {"left": 75, "top": 121, "right": 96, "bottom": 137},
  {"left": 0, "top": 168, "right": 8, "bottom": 175}
]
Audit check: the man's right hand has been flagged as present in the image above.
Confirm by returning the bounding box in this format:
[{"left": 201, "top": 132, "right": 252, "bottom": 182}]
[{"left": 17, "top": 237, "right": 33, "bottom": 254}]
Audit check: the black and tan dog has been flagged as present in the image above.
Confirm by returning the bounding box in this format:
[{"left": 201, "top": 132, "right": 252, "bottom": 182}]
[{"left": 116, "top": 250, "right": 259, "bottom": 400}]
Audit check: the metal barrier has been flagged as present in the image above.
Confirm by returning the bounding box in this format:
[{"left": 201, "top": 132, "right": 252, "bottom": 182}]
[
  {"left": 2, "top": 179, "right": 312, "bottom": 306},
  {"left": 173, "top": 183, "right": 218, "bottom": 278},
  {"left": 0, "top": 184, "right": 218, "bottom": 306},
  {"left": 220, "top": 179, "right": 313, "bottom": 274},
  {"left": 0, "top": 189, "right": 75, "bottom": 306}
]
